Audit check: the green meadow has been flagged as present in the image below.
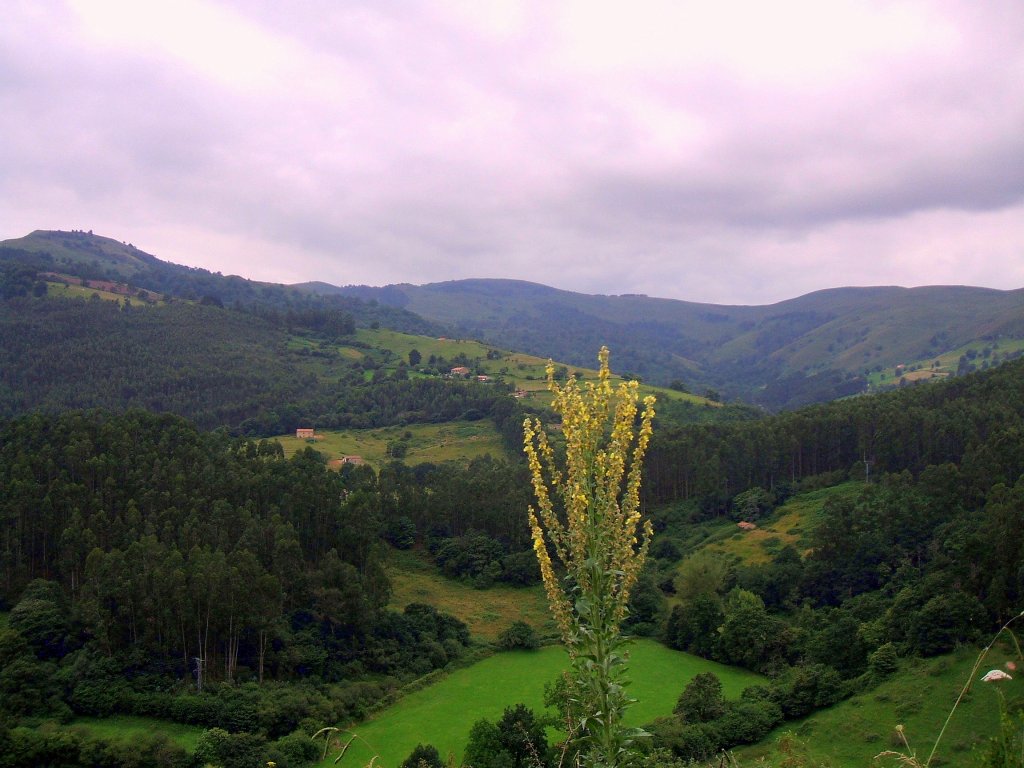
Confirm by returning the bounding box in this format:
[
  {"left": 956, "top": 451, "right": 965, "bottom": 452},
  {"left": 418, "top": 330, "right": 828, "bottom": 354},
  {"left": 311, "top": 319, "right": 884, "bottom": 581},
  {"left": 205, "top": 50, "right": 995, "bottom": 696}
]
[
  {"left": 700, "top": 482, "right": 864, "bottom": 566},
  {"left": 387, "top": 549, "right": 557, "bottom": 641},
  {"left": 323, "top": 640, "right": 765, "bottom": 768},
  {"left": 733, "top": 644, "right": 1021, "bottom": 767},
  {"left": 274, "top": 420, "right": 512, "bottom": 468},
  {"left": 46, "top": 281, "right": 133, "bottom": 304}
]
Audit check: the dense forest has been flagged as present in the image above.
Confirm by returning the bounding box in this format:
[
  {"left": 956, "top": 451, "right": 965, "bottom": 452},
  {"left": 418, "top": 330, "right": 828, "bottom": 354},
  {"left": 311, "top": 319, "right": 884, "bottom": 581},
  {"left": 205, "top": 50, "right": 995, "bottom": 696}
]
[
  {"left": 0, "top": 409, "right": 544, "bottom": 765},
  {"left": 645, "top": 354, "right": 1024, "bottom": 505},
  {"left": 0, "top": 294, "right": 529, "bottom": 441}
]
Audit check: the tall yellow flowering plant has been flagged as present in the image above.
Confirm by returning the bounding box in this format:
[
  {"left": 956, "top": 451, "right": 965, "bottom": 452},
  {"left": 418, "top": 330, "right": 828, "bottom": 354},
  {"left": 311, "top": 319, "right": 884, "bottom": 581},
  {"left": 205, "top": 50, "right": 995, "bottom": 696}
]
[{"left": 523, "top": 347, "right": 656, "bottom": 768}]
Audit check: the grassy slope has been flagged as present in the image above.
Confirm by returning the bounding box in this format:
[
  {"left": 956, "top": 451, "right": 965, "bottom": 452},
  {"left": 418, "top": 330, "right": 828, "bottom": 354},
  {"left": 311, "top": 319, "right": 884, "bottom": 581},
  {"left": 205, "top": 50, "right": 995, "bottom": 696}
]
[
  {"left": 1, "top": 230, "right": 154, "bottom": 276},
  {"left": 734, "top": 645, "right": 1022, "bottom": 767},
  {"left": 274, "top": 420, "right": 512, "bottom": 468},
  {"left": 866, "top": 337, "right": 1024, "bottom": 390},
  {"left": 664, "top": 480, "right": 1021, "bottom": 766},
  {"left": 45, "top": 280, "right": 169, "bottom": 306},
  {"left": 329, "top": 641, "right": 766, "bottom": 768},
  {"left": 699, "top": 482, "right": 864, "bottom": 567},
  {"left": 350, "top": 327, "right": 713, "bottom": 407},
  {"left": 387, "top": 549, "right": 556, "bottom": 641}
]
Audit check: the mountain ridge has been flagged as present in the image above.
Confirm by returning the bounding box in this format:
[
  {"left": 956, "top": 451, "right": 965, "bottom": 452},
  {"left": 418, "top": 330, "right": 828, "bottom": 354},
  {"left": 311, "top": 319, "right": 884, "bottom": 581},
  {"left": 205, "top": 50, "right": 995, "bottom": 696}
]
[
  {"left": 296, "top": 276, "right": 1024, "bottom": 406},
  {"left": 5, "top": 229, "right": 1024, "bottom": 408}
]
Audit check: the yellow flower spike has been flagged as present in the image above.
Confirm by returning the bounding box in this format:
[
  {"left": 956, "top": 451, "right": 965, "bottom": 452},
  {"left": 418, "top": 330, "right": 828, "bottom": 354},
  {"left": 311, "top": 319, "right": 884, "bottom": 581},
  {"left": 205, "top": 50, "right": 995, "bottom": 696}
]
[{"left": 523, "top": 347, "right": 656, "bottom": 660}]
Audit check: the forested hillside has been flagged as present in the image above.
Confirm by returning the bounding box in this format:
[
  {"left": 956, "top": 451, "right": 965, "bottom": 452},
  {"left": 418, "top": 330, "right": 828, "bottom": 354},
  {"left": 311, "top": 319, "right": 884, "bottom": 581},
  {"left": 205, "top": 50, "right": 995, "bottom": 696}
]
[
  {"left": 0, "top": 293, "right": 530, "bottom": 439},
  {"left": 635, "top": 359, "right": 1024, "bottom": 761},
  {"left": 0, "top": 356, "right": 1021, "bottom": 765},
  {"left": 314, "top": 278, "right": 1024, "bottom": 407},
  {"left": 0, "top": 410, "right": 545, "bottom": 763},
  {"left": 645, "top": 354, "right": 1024, "bottom": 505},
  {"left": 0, "top": 230, "right": 438, "bottom": 334}
]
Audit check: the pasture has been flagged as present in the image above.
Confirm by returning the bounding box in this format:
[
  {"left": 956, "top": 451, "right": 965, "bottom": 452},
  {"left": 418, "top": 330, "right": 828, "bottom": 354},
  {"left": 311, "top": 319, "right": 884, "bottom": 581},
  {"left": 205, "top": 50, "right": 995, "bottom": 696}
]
[
  {"left": 273, "top": 420, "right": 512, "bottom": 468},
  {"left": 694, "top": 482, "right": 862, "bottom": 567},
  {"left": 341, "top": 328, "right": 709, "bottom": 408},
  {"left": 323, "top": 640, "right": 766, "bottom": 768},
  {"left": 866, "top": 337, "right": 1024, "bottom": 390},
  {"left": 387, "top": 549, "right": 556, "bottom": 641},
  {"left": 733, "top": 644, "right": 1021, "bottom": 767}
]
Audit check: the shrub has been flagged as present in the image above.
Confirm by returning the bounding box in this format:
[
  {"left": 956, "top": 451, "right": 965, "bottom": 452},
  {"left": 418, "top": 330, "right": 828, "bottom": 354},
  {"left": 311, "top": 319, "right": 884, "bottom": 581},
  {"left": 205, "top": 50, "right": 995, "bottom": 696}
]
[
  {"left": 868, "top": 642, "right": 899, "bottom": 678},
  {"left": 497, "top": 621, "right": 540, "bottom": 651},
  {"left": 400, "top": 743, "right": 443, "bottom": 768},
  {"left": 674, "top": 672, "right": 724, "bottom": 723}
]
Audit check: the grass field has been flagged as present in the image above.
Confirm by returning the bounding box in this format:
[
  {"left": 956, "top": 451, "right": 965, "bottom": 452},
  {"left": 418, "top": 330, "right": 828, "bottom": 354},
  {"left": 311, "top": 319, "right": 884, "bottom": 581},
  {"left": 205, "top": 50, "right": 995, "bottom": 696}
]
[
  {"left": 866, "top": 337, "right": 1024, "bottom": 390},
  {"left": 46, "top": 281, "right": 133, "bottom": 304},
  {"left": 697, "top": 482, "right": 863, "bottom": 567},
  {"left": 323, "top": 640, "right": 766, "bottom": 768},
  {"left": 387, "top": 549, "right": 557, "bottom": 641},
  {"left": 734, "top": 643, "right": 1022, "bottom": 767},
  {"left": 342, "top": 328, "right": 711, "bottom": 408},
  {"left": 67, "top": 715, "right": 204, "bottom": 751},
  {"left": 273, "top": 420, "right": 512, "bottom": 468}
]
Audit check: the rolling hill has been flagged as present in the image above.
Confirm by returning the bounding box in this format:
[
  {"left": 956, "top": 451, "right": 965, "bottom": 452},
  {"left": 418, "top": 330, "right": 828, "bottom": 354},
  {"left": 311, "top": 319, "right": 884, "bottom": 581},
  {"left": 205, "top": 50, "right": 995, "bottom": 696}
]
[
  {"left": 304, "top": 278, "right": 1024, "bottom": 408},
  {"left": 4, "top": 229, "right": 1024, "bottom": 409}
]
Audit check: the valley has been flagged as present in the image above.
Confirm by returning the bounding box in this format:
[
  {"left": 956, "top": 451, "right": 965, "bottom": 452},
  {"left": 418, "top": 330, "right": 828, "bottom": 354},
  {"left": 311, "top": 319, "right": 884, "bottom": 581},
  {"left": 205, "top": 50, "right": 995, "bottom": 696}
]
[{"left": 0, "top": 229, "right": 1022, "bottom": 768}]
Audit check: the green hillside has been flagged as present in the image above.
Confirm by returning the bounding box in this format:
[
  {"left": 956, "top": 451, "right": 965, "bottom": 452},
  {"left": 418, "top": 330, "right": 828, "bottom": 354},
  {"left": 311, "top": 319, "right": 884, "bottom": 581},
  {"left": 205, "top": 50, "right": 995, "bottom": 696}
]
[
  {"left": 734, "top": 645, "right": 1021, "bottom": 767},
  {"left": 329, "top": 641, "right": 765, "bottom": 768},
  {"left": 274, "top": 420, "right": 512, "bottom": 468},
  {"left": 319, "top": 279, "right": 1024, "bottom": 408},
  {"left": 0, "top": 229, "right": 157, "bottom": 277},
  {"left": 9, "top": 229, "right": 1023, "bottom": 409}
]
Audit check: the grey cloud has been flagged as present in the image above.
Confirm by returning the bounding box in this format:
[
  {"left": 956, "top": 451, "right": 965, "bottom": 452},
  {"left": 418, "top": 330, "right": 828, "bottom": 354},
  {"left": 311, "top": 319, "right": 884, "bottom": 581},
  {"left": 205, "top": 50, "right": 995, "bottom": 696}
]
[{"left": 2, "top": 1, "right": 1023, "bottom": 304}]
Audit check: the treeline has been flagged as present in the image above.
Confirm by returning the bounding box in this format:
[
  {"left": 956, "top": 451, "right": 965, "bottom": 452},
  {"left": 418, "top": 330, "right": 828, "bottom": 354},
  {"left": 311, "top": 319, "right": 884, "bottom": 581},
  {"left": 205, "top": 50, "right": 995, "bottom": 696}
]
[{"left": 644, "top": 355, "right": 1024, "bottom": 506}]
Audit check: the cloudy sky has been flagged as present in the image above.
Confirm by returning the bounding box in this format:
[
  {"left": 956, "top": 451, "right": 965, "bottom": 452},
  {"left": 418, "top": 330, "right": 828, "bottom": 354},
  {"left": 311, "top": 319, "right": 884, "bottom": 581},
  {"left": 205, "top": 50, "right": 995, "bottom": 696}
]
[{"left": 2, "top": 1, "right": 1023, "bottom": 304}]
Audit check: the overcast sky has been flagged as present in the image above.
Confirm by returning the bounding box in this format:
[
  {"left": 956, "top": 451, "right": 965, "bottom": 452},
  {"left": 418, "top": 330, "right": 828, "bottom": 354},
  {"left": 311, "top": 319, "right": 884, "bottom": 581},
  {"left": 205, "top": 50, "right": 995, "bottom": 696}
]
[{"left": 2, "top": 1, "right": 1023, "bottom": 304}]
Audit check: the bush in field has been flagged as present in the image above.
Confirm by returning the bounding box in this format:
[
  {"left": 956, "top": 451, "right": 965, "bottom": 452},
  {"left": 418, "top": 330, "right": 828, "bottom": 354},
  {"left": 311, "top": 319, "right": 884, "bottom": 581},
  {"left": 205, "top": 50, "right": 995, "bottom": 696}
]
[
  {"left": 193, "top": 728, "right": 266, "bottom": 768},
  {"left": 400, "top": 743, "right": 443, "bottom": 768},
  {"left": 674, "top": 672, "right": 725, "bottom": 723},
  {"left": 463, "top": 704, "right": 549, "bottom": 768},
  {"left": 497, "top": 621, "right": 540, "bottom": 651}
]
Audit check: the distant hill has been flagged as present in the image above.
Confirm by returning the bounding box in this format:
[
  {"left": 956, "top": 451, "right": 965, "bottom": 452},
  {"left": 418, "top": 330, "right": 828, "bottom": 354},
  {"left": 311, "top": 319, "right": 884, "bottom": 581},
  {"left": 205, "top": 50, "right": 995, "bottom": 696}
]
[
  {"left": 302, "top": 278, "right": 1024, "bottom": 408},
  {"left": 0, "top": 230, "right": 439, "bottom": 335},
  {"left": 5, "top": 230, "right": 1023, "bottom": 409}
]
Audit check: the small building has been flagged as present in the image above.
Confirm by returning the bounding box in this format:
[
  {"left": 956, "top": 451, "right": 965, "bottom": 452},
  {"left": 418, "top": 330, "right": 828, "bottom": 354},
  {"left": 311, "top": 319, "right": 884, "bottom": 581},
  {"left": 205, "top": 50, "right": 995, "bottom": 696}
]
[
  {"left": 513, "top": 389, "right": 529, "bottom": 398},
  {"left": 341, "top": 455, "right": 365, "bottom": 465},
  {"left": 450, "top": 366, "right": 470, "bottom": 376},
  {"left": 296, "top": 428, "right": 315, "bottom": 439},
  {"left": 476, "top": 375, "right": 491, "bottom": 382},
  {"left": 737, "top": 521, "right": 758, "bottom": 531}
]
